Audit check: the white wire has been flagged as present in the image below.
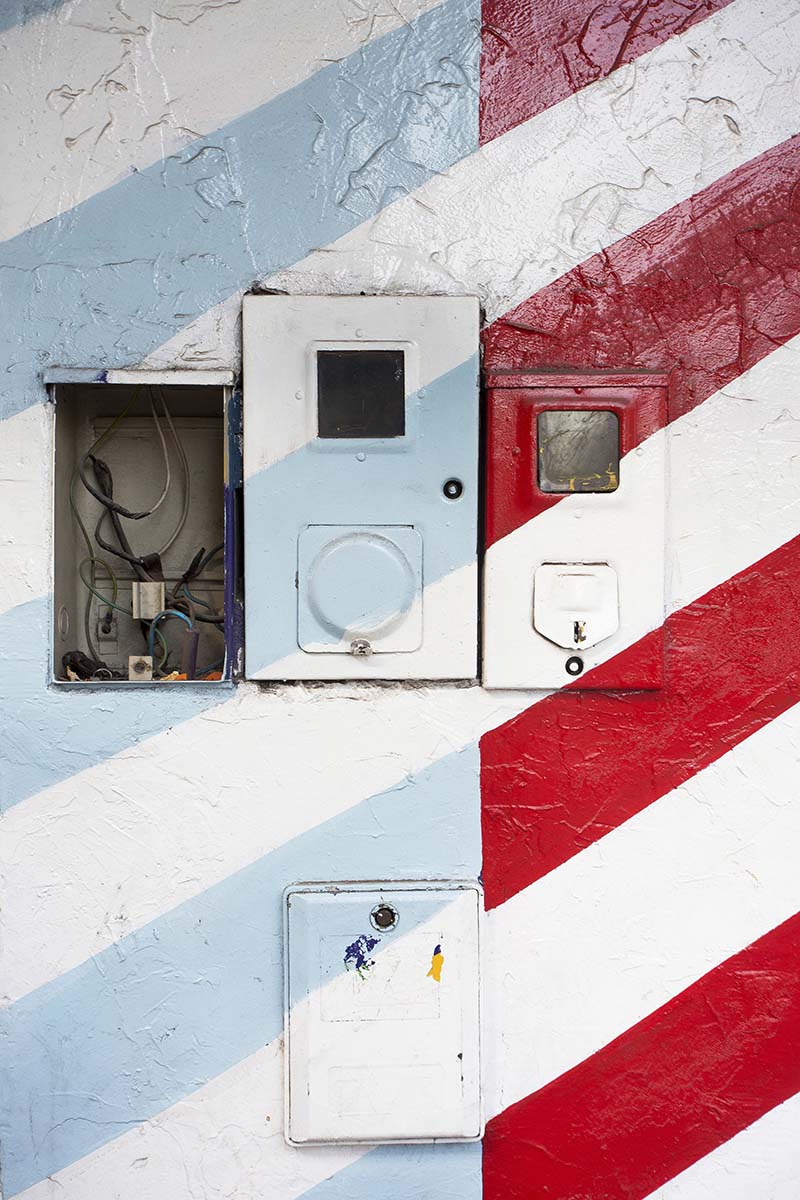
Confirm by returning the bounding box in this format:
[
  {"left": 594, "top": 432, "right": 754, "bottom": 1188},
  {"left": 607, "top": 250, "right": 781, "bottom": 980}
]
[
  {"left": 145, "top": 391, "right": 171, "bottom": 516},
  {"left": 156, "top": 387, "right": 191, "bottom": 557}
]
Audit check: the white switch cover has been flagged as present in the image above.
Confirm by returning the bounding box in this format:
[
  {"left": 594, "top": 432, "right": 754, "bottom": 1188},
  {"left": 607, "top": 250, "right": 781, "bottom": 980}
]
[
  {"left": 284, "top": 881, "right": 483, "bottom": 1145},
  {"left": 533, "top": 563, "right": 619, "bottom": 650}
]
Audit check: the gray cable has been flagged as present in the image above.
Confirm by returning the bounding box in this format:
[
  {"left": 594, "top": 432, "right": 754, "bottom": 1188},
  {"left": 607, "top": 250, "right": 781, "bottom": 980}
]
[{"left": 156, "top": 387, "right": 191, "bottom": 557}]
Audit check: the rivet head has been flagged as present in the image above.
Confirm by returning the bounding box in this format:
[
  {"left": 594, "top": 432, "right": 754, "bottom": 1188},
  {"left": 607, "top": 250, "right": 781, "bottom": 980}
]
[{"left": 356, "top": 451, "right": 366, "bottom": 462}]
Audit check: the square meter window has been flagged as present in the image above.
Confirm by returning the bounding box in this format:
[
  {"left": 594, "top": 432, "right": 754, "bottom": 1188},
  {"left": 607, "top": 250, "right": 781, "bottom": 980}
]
[
  {"left": 538, "top": 409, "right": 619, "bottom": 493},
  {"left": 317, "top": 349, "right": 405, "bottom": 439}
]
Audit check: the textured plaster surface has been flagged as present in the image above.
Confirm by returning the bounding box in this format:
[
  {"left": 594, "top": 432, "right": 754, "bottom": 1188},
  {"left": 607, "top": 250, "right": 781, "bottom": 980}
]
[{"left": 2, "top": 0, "right": 800, "bottom": 1197}]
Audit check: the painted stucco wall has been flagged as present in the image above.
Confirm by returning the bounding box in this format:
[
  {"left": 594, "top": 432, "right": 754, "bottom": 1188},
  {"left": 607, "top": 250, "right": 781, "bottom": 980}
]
[{"left": 2, "top": 1, "right": 800, "bottom": 1198}]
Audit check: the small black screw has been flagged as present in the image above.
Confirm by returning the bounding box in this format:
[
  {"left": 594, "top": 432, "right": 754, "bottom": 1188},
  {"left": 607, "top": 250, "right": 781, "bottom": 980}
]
[
  {"left": 443, "top": 478, "right": 463, "bottom": 500},
  {"left": 565, "top": 655, "right": 584, "bottom": 677}
]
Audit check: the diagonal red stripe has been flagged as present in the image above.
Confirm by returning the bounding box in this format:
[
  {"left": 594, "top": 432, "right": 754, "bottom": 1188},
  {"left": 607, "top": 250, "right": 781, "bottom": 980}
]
[
  {"left": 481, "top": 535, "right": 800, "bottom": 911},
  {"left": 483, "top": 911, "right": 800, "bottom": 1200},
  {"left": 484, "top": 134, "right": 800, "bottom": 547},
  {"left": 480, "top": 0, "right": 736, "bottom": 145}
]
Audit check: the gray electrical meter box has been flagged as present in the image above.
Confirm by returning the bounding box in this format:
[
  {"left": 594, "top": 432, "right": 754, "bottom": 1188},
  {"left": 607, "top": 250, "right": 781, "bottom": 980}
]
[{"left": 243, "top": 295, "right": 479, "bottom": 680}]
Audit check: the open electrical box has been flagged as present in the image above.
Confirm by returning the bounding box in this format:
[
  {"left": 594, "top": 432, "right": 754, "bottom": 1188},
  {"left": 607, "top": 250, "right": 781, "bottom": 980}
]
[{"left": 49, "top": 370, "right": 240, "bottom": 685}]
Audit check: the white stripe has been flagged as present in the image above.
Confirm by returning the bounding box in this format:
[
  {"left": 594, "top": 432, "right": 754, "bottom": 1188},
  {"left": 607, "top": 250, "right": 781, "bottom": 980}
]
[
  {"left": 6, "top": 328, "right": 800, "bottom": 1002},
  {"left": 0, "top": 405, "right": 52, "bottom": 617},
  {"left": 644, "top": 1092, "right": 800, "bottom": 1200},
  {"left": 262, "top": 0, "right": 800, "bottom": 323},
  {"left": 13, "top": 1033, "right": 362, "bottom": 1200},
  {"left": 484, "top": 700, "right": 800, "bottom": 1119},
  {"left": 0, "top": 0, "right": 441, "bottom": 243},
  {"left": 12, "top": 903, "right": 460, "bottom": 1200},
  {"left": 1, "top": 680, "right": 528, "bottom": 1003},
  {"left": 668, "top": 332, "right": 800, "bottom": 611}
]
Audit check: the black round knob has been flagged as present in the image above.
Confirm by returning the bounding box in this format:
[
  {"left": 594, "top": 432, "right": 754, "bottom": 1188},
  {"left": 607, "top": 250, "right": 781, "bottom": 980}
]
[
  {"left": 443, "top": 478, "right": 463, "bottom": 500},
  {"left": 370, "top": 903, "right": 399, "bottom": 931},
  {"left": 565, "top": 655, "right": 584, "bottom": 677}
]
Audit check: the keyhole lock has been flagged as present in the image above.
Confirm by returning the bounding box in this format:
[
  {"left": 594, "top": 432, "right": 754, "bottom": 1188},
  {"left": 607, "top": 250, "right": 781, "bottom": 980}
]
[
  {"left": 565, "top": 655, "right": 584, "bottom": 677},
  {"left": 443, "top": 478, "right": 463, "bottom": 500},
  {"left": 573, "top": 620, "right": 587, "bottom": 645},
  {"left": 370, "top": 903, "right": 399, "bottom": 932}
]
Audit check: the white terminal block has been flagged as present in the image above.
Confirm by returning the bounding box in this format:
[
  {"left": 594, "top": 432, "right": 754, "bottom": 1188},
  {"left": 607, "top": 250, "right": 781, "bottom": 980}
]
[
  {"left": 284, "top": 881, "right": 483, "bottom": 1146},
  {"left": 131, "top": 581, "right": 165, "bottom": 622}
]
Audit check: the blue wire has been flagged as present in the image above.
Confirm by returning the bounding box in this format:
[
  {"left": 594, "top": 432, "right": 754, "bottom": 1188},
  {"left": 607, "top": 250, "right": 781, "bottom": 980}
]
[
  {"left": 182, "top": 584, "right": 214, "bottom": 611},
  {"left": 147, "top": 609, "right": 193, "bottom": 665}
]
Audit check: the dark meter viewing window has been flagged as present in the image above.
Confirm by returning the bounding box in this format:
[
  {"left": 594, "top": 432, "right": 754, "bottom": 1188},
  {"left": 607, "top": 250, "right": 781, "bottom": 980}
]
[
  {"left": 537, "top": 409, "right": 620, "bottom": 493},
  {"left": 317, "top": 349, "right": 405, "bottom": 439}
]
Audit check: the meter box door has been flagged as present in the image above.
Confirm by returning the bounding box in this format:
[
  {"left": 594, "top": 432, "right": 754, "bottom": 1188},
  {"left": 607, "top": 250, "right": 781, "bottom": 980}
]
[
  {"left": 483, "top": 371, "right": 667, "bottom": 690},
  {"left": 243, "top": 296, "right": 479, "bottom": 680},
  {"left": 284, "top": 881, "right": 483, "bottom": 1145}
]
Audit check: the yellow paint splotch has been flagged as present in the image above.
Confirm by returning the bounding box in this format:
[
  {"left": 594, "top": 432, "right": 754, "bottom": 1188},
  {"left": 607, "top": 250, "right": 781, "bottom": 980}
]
[{"left": 427, "top": 944, "right": 444, "bottom": 983}]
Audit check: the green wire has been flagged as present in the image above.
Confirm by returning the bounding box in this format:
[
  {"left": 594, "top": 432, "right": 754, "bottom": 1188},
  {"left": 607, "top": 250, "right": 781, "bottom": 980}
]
[
  {"left": 77, "top": 556, "right": 168, "bottom": 668},
  {"left": 78, "top": 557, "right": 127, "bottom": 614}
]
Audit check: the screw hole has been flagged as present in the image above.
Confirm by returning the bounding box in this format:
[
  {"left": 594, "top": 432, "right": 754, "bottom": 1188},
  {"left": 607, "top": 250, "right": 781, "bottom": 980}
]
[
  {"left": 370, "top": 903, "right": 399, "bottom": 931},
  {"left": 565, "top": 655, "right": 584, "bottom": 677}
]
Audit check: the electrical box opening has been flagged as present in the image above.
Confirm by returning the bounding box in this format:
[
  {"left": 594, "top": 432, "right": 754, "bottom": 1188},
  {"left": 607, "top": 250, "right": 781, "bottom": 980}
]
[{"left": 52, "top": 380, "right": 236, "bottom": 685}]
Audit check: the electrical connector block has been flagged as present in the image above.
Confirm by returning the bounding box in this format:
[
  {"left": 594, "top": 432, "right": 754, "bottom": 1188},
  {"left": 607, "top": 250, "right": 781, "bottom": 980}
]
[
  {"left": 128, "top": 655, "right": 154, "bottom": 681},
  {"left": 131, "top": 581, "right": 166, "bottom": 621}
]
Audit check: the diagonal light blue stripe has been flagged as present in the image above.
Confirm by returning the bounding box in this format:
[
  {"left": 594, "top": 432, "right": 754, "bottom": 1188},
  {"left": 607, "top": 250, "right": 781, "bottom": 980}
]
[
  {"left": 298, "top": 1142, "right": 482, "bottom": 1200},
  {"left": 0, "top": 0, "right": 479, "bottom": 421},
  {"left": 0, "top": 0, "right": 68, "bottom": 34},
  {"left": 0, "top": 744, "right": 481, "bottom": 1196},
  {"left": 0, "top": 596, "right": 228, "bottom": 812}
]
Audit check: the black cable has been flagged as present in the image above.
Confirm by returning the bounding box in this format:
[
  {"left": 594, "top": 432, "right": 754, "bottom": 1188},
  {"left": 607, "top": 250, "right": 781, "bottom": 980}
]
[
  {"left": 196, "top": 543, "right": 224, "bottom": 574},
  {"left": 91, "top": 458, "right": 152, "bottom": 578},
  {"left": 80, "top": 453, "right": 155, "bottom": 520}
]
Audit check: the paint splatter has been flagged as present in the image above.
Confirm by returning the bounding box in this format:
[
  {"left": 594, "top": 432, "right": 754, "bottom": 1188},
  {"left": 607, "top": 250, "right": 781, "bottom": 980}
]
[
  {"left": 427, "top": 943, "right": 444, "bottom": 982},
  {"left": 344, "top": 934, "right": 380, "bottom": 978}
]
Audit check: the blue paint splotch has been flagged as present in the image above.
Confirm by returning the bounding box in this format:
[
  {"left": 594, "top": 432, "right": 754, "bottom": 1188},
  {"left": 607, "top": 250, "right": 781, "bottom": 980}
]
[{"left": 344, "top": 934, "right": 381, "bottom": 978}]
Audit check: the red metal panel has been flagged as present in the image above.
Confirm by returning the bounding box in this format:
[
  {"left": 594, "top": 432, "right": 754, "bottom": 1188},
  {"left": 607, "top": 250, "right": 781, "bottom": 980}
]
[{"left": 485, "top": 370, "right": 666, "bottom": 545}]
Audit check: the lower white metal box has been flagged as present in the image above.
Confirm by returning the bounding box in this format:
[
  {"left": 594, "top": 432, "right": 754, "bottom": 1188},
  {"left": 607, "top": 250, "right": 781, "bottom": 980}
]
[{"left": 284, "top": 881, "right": 483, "bottom": 1145}]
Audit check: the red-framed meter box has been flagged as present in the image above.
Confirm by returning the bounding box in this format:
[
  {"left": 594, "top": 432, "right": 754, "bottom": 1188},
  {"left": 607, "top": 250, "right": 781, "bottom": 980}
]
[{"left": 482, "top": 370, "right": 668, "bottom": 690}]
